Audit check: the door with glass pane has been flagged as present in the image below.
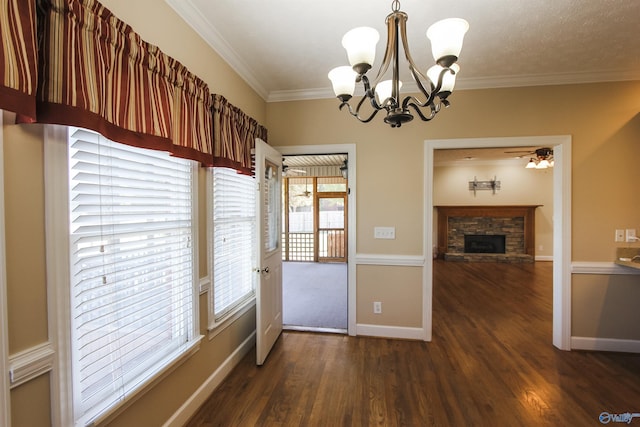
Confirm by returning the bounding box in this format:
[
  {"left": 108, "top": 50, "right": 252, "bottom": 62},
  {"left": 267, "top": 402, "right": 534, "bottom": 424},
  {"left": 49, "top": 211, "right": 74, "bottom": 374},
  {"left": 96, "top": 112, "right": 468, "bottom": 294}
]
[
  {"left": 316, "top": 194, "right": 347, "bottom": 262},
  {"left": 255, "top": 139, "right": 283, "bottom": 365}
]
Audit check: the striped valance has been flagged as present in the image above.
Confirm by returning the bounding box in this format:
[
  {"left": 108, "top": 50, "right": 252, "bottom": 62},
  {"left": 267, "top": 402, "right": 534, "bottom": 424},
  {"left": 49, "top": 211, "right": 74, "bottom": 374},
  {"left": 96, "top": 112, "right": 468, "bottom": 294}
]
[
  {"left": 0, "top": 0, "right": 38, "bottom": 118},
  {"left": 31, "top": 0, "right": 214, "bottom": 164},
  {"left": 212, "top": 94, "right": 268, "bottom": 175}
]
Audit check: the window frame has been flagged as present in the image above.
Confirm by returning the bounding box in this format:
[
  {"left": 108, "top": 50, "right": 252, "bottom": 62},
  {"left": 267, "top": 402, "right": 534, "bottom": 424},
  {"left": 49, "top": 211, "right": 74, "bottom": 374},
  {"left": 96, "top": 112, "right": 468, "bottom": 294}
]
[
  {"left": 207, "top": 167, "right": 257, "bottom": 335},
  {"left": 45, "top": 125, "right": 201, "bottom": 427}
]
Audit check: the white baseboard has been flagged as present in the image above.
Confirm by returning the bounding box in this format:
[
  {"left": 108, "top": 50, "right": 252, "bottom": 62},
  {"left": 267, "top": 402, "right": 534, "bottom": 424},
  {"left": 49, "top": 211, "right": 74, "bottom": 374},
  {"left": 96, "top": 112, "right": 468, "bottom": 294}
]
[
  {"left": 571, "top": 336, "right": 640, "bottom": 353},
  {"left": 162, "top": 331, "right": 256, "bottom": 427},
  {"left": 535, "top": 255, "right": 553, "bottom": 261},
  {"left": 356, "top": 324, "right": 426, "bottom": 340}
]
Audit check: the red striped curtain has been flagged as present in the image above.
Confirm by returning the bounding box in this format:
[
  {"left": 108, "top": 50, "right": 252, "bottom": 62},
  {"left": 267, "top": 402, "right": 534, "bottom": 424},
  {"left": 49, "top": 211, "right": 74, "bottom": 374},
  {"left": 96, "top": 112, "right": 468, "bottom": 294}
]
[
  {"left": 212, "top": 94, "right": 268, "bottom": 175},
  {"left": 33, "top": 0, "right": 213, "bottom": 164},
  {"left": 0, "top": 0, "right": 38, "bottom": 118}
]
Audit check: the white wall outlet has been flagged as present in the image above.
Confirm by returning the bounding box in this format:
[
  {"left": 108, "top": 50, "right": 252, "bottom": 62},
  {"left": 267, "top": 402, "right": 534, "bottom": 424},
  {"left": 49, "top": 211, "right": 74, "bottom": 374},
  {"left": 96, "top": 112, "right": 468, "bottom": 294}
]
[
  {"left": 615, "top": 229, "right": 625, "bottom": 242},
  {"left": 374, "top": 226, "right": 395, "bottom": 239},
  {"left": 373, "top": 301, "right": 382, "bottom": 314},
  {"left": 626, "top": 228, "right": 637, "bottom": 242}
]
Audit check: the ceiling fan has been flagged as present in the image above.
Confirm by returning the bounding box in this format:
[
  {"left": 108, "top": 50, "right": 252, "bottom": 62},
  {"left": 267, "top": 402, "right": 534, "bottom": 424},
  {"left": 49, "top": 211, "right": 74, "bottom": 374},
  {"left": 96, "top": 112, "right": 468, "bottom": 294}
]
[
  {"left": 294, "top": 177, "right": 312, "bottom": 198},
  {"left": 505, "top": 147, "right": 554, "bottom": 169},
  {"left": 504, "top": 147, "right": 553, "bottom": 158},
  {"left": 282, "top": 163, "right": 307, "bottom": 177}
]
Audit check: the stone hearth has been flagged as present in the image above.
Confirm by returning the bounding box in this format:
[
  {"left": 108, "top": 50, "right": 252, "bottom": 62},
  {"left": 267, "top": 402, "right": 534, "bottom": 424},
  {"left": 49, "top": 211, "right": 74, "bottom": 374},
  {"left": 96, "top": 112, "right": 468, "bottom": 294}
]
[{"left": 435, "top": 205, "right": 540, "bottom": 263}]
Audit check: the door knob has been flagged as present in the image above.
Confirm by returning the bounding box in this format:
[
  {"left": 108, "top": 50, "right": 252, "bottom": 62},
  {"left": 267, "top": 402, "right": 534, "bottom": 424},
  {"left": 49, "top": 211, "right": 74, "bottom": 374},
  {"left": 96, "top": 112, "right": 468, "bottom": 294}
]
[{"left": 261, "top": 267, "right": 270, "bottom": 274}]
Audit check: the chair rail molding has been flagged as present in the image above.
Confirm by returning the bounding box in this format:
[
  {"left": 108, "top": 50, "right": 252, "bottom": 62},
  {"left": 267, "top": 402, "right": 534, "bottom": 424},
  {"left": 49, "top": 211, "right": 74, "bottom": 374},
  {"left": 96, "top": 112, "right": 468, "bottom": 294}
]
[{"left": 8, "top": 342, "right": 55, "bottom": 389}]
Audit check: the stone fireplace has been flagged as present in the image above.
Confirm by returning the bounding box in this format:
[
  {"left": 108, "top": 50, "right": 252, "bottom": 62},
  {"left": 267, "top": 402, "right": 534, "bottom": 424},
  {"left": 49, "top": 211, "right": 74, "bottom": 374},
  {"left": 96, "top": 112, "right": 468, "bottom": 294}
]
[{"left": 435, "top": 205, "right": 540, "bottom": 262}]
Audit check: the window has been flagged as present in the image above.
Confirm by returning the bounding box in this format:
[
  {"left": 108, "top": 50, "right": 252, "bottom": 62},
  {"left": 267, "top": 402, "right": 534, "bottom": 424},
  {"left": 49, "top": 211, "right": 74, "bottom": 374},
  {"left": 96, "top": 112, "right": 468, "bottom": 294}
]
[
  {"left": 210, "top": 168, "right": 256, "bottom": 326},
  {"left": 47, "top": 127, "right": 200, "bottom": 426}
]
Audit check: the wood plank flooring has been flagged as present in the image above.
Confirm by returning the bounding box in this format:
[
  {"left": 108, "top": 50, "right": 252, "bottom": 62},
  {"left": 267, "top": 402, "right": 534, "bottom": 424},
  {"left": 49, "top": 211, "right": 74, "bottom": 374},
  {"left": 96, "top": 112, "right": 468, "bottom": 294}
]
[{"left": 186, "top": 261, "right": 640, "bottom": 426}]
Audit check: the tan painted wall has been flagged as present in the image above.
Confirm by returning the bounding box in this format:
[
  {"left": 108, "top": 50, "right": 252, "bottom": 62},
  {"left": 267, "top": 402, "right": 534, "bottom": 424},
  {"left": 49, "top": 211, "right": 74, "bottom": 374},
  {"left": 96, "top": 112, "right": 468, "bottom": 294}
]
[
  {"left": 4, "top": 0, "right": 265, "bottom": 426},
  {"left": 267, "top": 82, "right": 640, "bottom": 339},
  {"left": 433, "top": 162, "right": 554, "bottom": 258}
]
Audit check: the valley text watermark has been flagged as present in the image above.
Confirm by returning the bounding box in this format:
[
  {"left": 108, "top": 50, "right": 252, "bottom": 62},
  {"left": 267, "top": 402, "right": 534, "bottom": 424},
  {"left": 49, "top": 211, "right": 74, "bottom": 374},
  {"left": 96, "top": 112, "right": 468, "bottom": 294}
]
[{"left": 599, "top": 412, "right": 640, "bottom": 424}]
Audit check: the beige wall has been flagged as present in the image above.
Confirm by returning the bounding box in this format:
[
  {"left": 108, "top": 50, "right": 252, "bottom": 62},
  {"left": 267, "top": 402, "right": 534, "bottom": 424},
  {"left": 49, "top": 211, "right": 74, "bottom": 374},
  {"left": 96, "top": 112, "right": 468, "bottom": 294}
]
[
  {"left": 267, "top": 82, "right": 640, "bottom": 340},
  {"left": 433, "top": 162, "right": 554, "bottom": 258}
]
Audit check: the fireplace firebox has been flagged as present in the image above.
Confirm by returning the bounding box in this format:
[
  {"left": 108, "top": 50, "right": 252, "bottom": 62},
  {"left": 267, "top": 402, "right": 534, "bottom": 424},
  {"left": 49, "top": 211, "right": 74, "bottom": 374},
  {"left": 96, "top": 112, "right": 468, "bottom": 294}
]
[{"left": 464, "top": 234, "right": 506, "bottom": 254}]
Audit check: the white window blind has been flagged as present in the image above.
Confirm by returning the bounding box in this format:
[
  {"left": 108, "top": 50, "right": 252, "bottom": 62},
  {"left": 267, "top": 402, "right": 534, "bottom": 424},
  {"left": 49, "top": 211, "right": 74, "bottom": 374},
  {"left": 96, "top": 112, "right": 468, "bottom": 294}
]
[
  {"left": 68, "top": 128, "right": 197, "bottom": 424},
  {"left": 212, "top": 168, "right": 256, "bottom": 322}
]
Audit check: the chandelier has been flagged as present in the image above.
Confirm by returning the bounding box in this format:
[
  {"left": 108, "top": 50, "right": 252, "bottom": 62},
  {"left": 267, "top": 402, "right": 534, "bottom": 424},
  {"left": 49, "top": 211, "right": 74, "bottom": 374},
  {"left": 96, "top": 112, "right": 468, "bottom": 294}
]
[{"left": 328, "top": 1, "right": 468, "bottom": 128}]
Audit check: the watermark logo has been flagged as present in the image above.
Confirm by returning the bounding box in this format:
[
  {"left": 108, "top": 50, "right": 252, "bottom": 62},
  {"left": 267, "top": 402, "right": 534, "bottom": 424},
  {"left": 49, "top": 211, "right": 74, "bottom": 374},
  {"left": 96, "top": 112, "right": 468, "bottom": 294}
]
[{"left": 599, "top": 412, "right": 640, "bottom": 424}]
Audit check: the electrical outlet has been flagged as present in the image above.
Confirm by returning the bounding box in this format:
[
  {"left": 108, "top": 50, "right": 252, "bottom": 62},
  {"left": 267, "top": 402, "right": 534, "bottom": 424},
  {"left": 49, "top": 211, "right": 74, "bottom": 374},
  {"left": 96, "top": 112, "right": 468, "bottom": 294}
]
[
  {"left": 626, "top": 228, "right": 637, "bottom": 243},
  {"left": 615, "top": 229, "right": 625, "bottom": 242},
  {"left": 373, "top": 301, "right": 382, "bottom": 314},
  {"left": 374, "top": 226, "right": 395, "bottom": 239}
]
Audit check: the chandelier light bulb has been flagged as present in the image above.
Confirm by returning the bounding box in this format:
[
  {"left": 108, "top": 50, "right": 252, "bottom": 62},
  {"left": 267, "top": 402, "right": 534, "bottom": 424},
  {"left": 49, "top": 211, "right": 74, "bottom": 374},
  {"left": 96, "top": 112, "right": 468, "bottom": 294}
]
[
  {"left": 342, "top": 27, "right": 380, "bottom": 74},
  {"left": 426, "top": 18, "right": 469, "bottom": 66},
  {"left": 536, "top": 159, "right": 550, "bottom": 169},
  {"left": 328, "top": 66, "right": 358, "bottom": 100},
  {"left": 375, "top": 79, "right": 402, "bottom": 104},
  {"left": 427, "top": 63, "right": 460, "bottom": 93},
  {"left": 525, "top": 159, "right": 537, "bottom": 169}
]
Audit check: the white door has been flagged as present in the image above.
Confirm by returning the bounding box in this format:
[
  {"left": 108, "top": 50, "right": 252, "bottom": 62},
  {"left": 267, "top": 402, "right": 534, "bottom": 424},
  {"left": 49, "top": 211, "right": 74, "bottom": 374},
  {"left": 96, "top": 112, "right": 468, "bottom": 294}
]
[{"left": 255, "top": 138, "right": 283, "bottom": 365}]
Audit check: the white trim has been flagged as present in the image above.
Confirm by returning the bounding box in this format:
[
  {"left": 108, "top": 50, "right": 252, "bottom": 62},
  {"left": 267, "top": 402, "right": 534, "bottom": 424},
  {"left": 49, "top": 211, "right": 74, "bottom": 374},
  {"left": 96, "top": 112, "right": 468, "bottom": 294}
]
[
  {"left": 355, "top": 254, "right": 425, "bottom": 267},
  {"left": 199, "top": 277, "right": 211, "bottom": 295},
  {"left": 162, "top": 331, "right": 256, "bottom": 427},
  {"left": 0, "top": 111, "right": 11, "bottom": 427},
  {"left": 535, "top": 256, "right": 554, "bottom": 262},
  {"left": 45, "top": 125, "right": 74, "bottom": 427},
  {"left": 275, "top": 144, "right": 357, "bottom": 337},
  {"left": 165, "top": 0, "right": 268, "bottom": 100},
  {"left": 571, "top": 261, "right": 640, "bottom": 275},
  {"left": 8, "top": 342, "right": 55, "bottom": 389},
  {"left": 425, "top": 135, "right": 572, "bottom": 349},
  {"left": 267, "top": 71, "right": 640, "bottom": 103},
  {"left": 356, "top": 324, "right": 425, "bottom": 340},
  {"left": 571, "top": 337, "right": 640, "bottom": 353}
]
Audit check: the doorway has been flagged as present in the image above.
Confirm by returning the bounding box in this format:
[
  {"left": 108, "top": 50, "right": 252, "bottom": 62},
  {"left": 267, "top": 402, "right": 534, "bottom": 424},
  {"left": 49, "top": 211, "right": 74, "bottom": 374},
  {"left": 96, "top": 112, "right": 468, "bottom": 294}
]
[
  {"left": 424, "top": 136, "right": 572, "bottom": 350},
  {"left": 281, "top": 154, "right": 349, "bottom": 332}
]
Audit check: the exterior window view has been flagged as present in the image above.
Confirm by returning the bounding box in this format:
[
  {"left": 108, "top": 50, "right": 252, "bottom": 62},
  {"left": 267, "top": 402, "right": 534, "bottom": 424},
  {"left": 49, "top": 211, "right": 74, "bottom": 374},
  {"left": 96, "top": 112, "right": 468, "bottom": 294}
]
[{"left": 1, "top": 1, "right": 639, "bottom": 426}]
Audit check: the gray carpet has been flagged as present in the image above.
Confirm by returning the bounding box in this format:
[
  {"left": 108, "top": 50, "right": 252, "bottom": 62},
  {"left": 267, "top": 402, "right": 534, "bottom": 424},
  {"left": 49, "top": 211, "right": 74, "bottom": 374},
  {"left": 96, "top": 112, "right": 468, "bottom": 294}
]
[{"left": 282, "top": 262, "right": 347, "bottom": 329}]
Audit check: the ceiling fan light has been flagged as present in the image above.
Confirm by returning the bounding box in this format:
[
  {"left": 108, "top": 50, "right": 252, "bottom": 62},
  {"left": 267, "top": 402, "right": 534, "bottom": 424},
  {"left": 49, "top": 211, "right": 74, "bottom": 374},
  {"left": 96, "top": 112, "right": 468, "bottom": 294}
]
[
  {"left": 342, "top": 27, "right": 379, "bottom": 73},
  {"left": 375, "top": 79, "right": 402, "bottom": 104},
  {"left": 427, "top": 18, "right": 469, "bottom": 66},
  {"left": 328, "top": 66, "right": 357, "bottom": 99},
  {"left": 525, "top": 159, "right": 537, "bottom": 169},
  {"left": 536, "top": 159, "right": 550, "bottom": 169}
]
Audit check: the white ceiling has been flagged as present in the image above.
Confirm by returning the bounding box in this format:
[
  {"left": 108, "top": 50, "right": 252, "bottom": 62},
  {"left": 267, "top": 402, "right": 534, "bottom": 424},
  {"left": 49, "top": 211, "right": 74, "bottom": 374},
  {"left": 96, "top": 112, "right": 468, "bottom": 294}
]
[{"left": 166, "top": 0, "right": 640, "bottom": 102}]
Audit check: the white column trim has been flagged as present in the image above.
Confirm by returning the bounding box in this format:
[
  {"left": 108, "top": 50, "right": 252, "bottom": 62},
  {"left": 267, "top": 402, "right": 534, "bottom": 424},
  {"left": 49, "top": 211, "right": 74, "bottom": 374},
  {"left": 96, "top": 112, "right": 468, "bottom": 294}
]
[
  {"left": 8, "top": 342, "right": 55, "bottom": 389},
  {"left": 0, "top": 111, "right": 12, "bottom": 426}
]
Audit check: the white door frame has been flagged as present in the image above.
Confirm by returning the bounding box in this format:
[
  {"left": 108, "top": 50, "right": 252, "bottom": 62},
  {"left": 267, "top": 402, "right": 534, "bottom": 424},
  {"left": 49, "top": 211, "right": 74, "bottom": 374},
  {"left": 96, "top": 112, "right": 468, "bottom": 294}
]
[
  {"left": 424, "top": 136, "right": 572, "bottom": 350},
  {"left": 274, "top": 144, "right": 357, "bottom": 336}
]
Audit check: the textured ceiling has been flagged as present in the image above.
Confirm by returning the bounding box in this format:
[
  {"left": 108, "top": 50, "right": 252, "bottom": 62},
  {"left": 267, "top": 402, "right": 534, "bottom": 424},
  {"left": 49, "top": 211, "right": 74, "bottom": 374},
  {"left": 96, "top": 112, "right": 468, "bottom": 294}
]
[{"left": 166, "top": 0, "right": 640, "bottom": 102}]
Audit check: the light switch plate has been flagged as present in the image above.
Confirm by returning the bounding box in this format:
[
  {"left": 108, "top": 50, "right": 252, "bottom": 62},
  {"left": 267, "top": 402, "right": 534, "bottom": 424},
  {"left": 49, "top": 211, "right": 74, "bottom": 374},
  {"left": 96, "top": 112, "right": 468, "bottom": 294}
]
[
  {"left": 374, "top": 226, "right": 395, "bottom": 239},
  {"left": 616, "top": 229, "right": 625, "bottom": 242}
]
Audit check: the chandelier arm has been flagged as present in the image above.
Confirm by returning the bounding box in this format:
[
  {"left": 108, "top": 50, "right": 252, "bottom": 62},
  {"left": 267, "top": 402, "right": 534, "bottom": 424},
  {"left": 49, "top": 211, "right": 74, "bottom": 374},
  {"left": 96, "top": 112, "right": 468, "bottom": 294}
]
[
  {"left": 370, "top": 11, "right": 399, "bottom": 89},
  {"left": 342, "top": 100, "right": 382, "bottom": 123},
  {"left": 404, "top": 98, "right": 439, "bottom": 122}
]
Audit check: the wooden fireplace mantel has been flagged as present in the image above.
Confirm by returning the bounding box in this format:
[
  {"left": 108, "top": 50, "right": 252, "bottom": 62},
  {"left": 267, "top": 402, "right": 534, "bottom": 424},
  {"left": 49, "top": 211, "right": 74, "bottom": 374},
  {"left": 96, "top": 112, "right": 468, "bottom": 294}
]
[{"left": 435, "top": 205, "right": 541, "bottom": 259}]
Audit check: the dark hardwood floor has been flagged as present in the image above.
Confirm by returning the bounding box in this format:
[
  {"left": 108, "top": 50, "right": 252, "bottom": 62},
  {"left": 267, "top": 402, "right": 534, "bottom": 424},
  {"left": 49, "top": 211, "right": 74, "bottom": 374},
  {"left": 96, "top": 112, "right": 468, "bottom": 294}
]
[{"left": 186, "top": 261, "right": 640, "bottom": 426}]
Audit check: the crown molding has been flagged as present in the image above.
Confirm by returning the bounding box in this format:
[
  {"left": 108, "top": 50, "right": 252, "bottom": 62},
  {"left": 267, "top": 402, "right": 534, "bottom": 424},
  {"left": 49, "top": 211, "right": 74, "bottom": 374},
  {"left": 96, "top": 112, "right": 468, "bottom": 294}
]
[
  {"left": 268, "top": 70, "right": 640, "bottom": 103},
  {"left": 165, "top": 0, "right": 269, "bottom": 100}
]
